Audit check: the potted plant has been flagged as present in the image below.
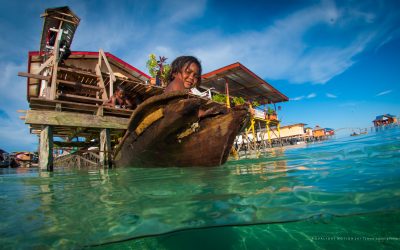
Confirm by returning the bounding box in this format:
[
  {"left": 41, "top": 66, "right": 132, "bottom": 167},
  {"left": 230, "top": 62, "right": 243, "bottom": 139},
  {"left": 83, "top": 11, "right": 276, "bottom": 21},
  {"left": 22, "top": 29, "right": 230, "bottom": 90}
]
[
  {"left": 267, "top": 106, "right": 277, "bottom": 120},
  {"left": 212, "top": 93, "right": 227, "bottom": 104},
  {"left": 146, "top": 54, "right": 171, "bottom": 87},
  {"left": 233, "top": 96, "right": 245, "bottom": 106}
]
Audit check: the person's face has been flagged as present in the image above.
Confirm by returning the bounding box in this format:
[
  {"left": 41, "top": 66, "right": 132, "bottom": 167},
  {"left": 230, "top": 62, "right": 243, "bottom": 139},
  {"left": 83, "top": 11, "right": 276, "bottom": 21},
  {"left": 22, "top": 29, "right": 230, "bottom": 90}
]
[
  {"left": 116, "top": 90, "right": 124, "bottom": 98},
  {"left": 174, "top": 62, "right": 200, "bottom": 89}
]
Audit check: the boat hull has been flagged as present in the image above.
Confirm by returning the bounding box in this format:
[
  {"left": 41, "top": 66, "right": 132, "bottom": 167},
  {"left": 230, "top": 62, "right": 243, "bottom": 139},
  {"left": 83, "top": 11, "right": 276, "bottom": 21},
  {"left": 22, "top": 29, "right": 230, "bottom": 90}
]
[{"left": 114, "top": 92, "right": 249, "bottom": 167}]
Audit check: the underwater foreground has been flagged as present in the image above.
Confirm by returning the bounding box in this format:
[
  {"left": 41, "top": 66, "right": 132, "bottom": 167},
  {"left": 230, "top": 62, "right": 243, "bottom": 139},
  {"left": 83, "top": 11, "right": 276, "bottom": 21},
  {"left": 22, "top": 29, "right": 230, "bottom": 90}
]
[{"left": 1, "top": 128, "right": 400, "bottom": 249}]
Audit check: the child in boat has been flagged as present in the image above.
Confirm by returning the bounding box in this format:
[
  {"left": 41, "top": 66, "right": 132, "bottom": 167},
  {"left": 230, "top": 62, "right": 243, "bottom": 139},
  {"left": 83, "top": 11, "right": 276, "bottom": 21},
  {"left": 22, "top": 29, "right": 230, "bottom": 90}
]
[
  {"left": 164, "top": 56, "right": 202, "bottom": 93},
  {"left": 103, "top": 86, "right": 133, "bottom": 109},
  {"left": 165, "top": 56, "right": 225, "bottom": 118}
]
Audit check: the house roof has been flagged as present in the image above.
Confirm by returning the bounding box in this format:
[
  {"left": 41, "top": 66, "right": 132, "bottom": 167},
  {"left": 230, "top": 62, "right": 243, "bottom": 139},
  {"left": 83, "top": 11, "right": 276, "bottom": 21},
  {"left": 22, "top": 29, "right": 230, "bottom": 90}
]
[
  {"left": 28, "top": 51, "right": 150, "bottom": 81},
  {"left": 280, "top": 123, "right": 307, "bottom": 129},
  {"left": 373, "top": 114, "right": 396, "bottom": 121},
  {"left": 201, "top": 62, "right": 288, "bottom": 105},
  {"left": 313, "top": 126, "right": 325, "bottom": 131}
]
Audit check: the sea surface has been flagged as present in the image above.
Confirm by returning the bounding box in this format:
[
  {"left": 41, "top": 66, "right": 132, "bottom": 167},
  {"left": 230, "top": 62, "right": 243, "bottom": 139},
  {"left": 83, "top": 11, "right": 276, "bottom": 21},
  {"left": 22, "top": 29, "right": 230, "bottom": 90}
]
[{"left": 1, "top": 128, "right": 400, "bottom": 249}]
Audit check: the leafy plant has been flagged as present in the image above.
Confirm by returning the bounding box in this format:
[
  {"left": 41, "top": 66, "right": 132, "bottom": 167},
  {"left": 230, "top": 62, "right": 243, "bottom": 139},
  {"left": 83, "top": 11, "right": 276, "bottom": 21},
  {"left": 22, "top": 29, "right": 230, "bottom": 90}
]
[
  {"left": 252, "top": 100, "right": 260, "bottom": 107},
  {"left": 233, "top": 96, "right": 245, "bottom": 105},
  {"left": 146, "top": 54, "right": 171, "bottom": 85},
  {"left": 212, "top": 93, "right": 226, "bottom": 104},
  {"left": 267, "top": 106, "right": 275, "bottom": 114},
  {"left": 160, "top": 64, "right": 171, "bottom": 84},
  {"left": 146, "top": 54, "right": 158, "bottom": 77}
]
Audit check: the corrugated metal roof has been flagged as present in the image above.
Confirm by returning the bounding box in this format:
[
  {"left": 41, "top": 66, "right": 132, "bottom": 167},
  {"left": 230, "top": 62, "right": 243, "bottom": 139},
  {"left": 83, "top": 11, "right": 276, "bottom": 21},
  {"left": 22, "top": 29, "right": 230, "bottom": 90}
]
[{"left": 201, "top": 62, "right": 288, "bottom": 104}]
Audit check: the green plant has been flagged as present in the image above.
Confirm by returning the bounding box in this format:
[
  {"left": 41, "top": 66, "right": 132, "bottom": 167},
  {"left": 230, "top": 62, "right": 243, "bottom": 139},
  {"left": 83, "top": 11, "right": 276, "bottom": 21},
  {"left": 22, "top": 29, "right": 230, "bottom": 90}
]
[
  {"left": 160, "top": 64, "right": 171, "bottom": 83},
  {"left": 212, "top": 93, "right": 226, "bottom": 104},
  {"left": 146, "top": 54, "right": 171, "bottom": 84},
  {"left": 252, "top": 100, "right": 260, "bottom": 107},
  {"left": 146, "top": 54, "right": 158, "bottom": 77},
  {"left": 267, "top": 106, "right": 275, "bottom": 114},
  {"left": 233, "top": 96, "right": 245, "bottom": 105}
]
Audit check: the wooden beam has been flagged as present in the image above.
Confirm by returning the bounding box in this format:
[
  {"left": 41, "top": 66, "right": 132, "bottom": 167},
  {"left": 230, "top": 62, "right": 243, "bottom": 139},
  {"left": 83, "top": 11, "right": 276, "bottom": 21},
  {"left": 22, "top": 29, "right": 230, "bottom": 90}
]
[
  {"left": 58, "top": 93, "right": 104, "bottom": 104},
  {"left": 95, "top": 64, "right": 108, "bottom": 100},
  {"left": 58, "top": 66, "right": 98, "bottom": 78},
  {"left": 99, "top": 49, "right": 116, "bottom": 82},
  {"left": 34, "top": 55, "right": 54, "bottom": 74},
  {"left": 53, "top": 141, "right": 98, "bottom": 148},
  {"left": 53, "top": 10, "right": 77, "bottom": 18},
  {"left": 29, "top": 97, "right": 133, "bottom": 117},
  {"left": 39, "top": 126, "right": 53, "bottom": 171},
  {"left": 100, "top": 128, "right": 112, "bottom": 168},
  {"left": 25, "top": 110, "right": 129, "bottom": 129},
  {"left": 18, "top": 72, "right": 51, "bottom": 81},
  {"left": 50, "top": 29, "right": 63, "bottom": 100},
  {"left": 57, "top": 79, "right": 102, "bottom": 90},
  {"left": 99, "top": 50, "right": 115, "bottom": 99},
  {"left": 50, "top": 16, "right": 79, "bottom": 25}
]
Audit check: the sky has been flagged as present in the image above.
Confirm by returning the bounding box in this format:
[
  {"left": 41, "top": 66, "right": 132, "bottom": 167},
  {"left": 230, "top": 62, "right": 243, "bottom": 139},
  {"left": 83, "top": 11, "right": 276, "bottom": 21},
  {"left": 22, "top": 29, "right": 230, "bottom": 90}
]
[{"left": 0, "top": 0, "right": 400, "bottom": 152}]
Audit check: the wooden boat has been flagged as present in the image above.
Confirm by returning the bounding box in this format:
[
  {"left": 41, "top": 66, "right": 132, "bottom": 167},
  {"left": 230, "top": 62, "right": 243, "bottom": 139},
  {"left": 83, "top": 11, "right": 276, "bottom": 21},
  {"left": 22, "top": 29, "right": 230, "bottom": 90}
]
[
  {"left": 114, "top": 91, "right": 250, "bottom": 167},
  {"left": 350, "top": 130, "right": 367, "bottom": 136}
]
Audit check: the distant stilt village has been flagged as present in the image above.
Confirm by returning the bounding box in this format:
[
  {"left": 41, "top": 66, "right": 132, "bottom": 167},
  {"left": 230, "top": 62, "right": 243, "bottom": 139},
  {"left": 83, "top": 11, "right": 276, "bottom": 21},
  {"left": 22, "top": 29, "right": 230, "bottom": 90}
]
[{"left": 1, "top": 6, "right": 399, "bottom": 169}]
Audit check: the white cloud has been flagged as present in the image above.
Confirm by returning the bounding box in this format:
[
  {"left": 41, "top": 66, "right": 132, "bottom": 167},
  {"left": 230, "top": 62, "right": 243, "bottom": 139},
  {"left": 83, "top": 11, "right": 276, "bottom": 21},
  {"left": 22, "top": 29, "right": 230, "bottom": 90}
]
[
  {"left": 0, "top": 62, "right": 37, "bottom": 152},
  {"left": 65, "top": 0, "right": 399, "bottom": 86},
  {"left": 0, "top": 119, "right": 37, "bottom": 152},
  {"left": 144, "top": 1, "right": 390, "bottom": 84},
  {"left": 326, "top": 93, "right": 337, "bottom": 98},
  {"left": 290, "top": 92, "right": 316, "bottom": 101},
  {"left": 290, "top": 96, "right": 305, "bottom": 101},
  {"left": 0, "top": 62, "right": 27, "bottom": 104},
  {"left": 158, "top": 0, "right": 206, "bottom": 25},
  {"left": 307, "top": 93, "right": 317, "bottom": 99},
  {"left": 376, "top": 90, "right": 393, "bottom": 96}
]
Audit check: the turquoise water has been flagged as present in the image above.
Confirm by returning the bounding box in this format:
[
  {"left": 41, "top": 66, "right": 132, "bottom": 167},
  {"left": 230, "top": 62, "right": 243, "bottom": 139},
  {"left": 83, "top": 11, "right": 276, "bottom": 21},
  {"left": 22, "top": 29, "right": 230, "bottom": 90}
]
[{"left": 1, "top": 128, "right": 400, "bottom": 249}]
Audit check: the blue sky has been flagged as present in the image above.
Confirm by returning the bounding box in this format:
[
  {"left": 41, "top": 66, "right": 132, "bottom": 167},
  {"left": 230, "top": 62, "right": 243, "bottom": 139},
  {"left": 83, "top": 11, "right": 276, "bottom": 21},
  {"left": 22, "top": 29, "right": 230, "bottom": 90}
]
[{"left": 0, "top": 0, "right": 399, "bottom": 152}]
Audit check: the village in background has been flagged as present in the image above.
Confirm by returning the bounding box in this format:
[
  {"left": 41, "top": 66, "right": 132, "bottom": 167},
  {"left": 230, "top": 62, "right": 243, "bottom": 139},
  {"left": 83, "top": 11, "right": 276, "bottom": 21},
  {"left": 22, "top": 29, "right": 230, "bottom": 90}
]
[{"left": 1, "top": 7, "right": 399, "bottom": 169}]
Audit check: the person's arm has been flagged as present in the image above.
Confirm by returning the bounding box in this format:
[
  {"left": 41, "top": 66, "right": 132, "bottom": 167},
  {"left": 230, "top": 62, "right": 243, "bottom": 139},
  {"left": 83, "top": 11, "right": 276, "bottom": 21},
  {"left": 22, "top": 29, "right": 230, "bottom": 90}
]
[
  {"left": 123, "top": 98, "right": 133, "bottom": 109},
  {"left": 103, "top": 96, "right": 116, "bottom": 107}
]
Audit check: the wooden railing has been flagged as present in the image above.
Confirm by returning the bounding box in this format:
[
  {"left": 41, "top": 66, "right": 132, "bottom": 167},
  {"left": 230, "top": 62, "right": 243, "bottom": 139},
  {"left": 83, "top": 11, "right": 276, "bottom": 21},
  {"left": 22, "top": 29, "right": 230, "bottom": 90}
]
[{"left": 54, "top": 151, "right": 101, "bottom": 168}]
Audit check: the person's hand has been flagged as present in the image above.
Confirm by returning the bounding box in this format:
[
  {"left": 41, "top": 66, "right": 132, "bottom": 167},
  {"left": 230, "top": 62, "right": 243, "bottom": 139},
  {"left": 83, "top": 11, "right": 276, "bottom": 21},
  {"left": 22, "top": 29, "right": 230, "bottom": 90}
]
[{"left": 249, "top": 107, "right": 255, "bottom": 116}]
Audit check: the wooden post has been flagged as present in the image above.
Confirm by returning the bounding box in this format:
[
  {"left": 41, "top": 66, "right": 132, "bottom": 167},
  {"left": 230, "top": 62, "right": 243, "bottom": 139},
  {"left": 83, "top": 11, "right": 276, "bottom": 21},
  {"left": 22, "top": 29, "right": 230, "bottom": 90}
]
[
  {"left": 277, "top": 122, "right": 283, "bottom": 147},
  {"left": 266, "top": 121, "right": 272, "bottom": 148},
  {"left": 95, "top": 60, "right": 108, "bottom": 101},
  {"left": 100, "top": 128, "right": 112, "bottom": 168},
  {"left": 49, "top": 29, "right": 63, "bottom": 100},
  {"left": 99, "top": 49, "right": 116, "bottom": 98},
  {"left": 224, "top": 78, "right": 231, "bottom": 108},
  {"left": 39, "top": 126, "right": 54, "bottom": 171}
]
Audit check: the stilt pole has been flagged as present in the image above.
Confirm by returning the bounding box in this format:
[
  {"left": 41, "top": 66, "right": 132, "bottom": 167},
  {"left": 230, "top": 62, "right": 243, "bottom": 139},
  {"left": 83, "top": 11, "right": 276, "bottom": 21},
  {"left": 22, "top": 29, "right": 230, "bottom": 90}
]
[
  {"left": 39, "top": 126, "right": 53, "bottom": 171},
  {"left": 100, "top": 128, "right": 112, "bottom": 168}
]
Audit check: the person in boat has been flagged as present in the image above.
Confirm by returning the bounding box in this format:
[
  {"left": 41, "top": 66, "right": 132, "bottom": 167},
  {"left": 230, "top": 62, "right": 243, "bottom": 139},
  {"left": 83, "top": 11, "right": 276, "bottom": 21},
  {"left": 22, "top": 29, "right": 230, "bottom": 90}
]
[
  {"left": 164, "top": 56, "right": 221, "bottom": 118},
  {"left": 103, "top": 86, "right": 133, "bottom": 109},
  {"left": 164, "top": 56, "right": 202, "bottom": 93},
  {"left": 164, "top": 56, "right": 253, "bottom": 118}
]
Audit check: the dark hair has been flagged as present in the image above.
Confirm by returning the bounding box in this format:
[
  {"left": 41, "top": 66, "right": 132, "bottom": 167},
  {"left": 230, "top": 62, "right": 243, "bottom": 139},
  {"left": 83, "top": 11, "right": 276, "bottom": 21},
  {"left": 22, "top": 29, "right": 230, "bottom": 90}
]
[
  {"left": 116, "top": 85, "right": 125, "bottom": 92},
  {"left": 115, "top": 86, "right": 126, "bottom": 96},
  {"left": 167, "top": 56, "right": 202, "bottom": 87}
]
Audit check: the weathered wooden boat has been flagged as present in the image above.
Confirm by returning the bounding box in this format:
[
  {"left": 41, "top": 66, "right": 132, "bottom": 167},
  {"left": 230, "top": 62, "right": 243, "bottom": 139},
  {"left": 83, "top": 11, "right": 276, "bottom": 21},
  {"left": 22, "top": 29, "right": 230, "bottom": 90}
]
[{"left": 114, "top": 91, "right": 250, "bottom": 167}]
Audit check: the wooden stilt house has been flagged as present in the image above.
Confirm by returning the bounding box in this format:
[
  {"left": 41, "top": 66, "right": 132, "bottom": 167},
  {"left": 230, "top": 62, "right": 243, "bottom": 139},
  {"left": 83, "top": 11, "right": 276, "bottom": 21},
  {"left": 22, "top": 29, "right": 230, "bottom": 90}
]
[
  {"left": 373, "top": 114, "right": 397, "bottom": 127},
  {"left": 18, "top": 7, "right": 162, "bottom": 170},
  {"left": 201, "top": 62, "right": 289, "bottom": 155}
]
